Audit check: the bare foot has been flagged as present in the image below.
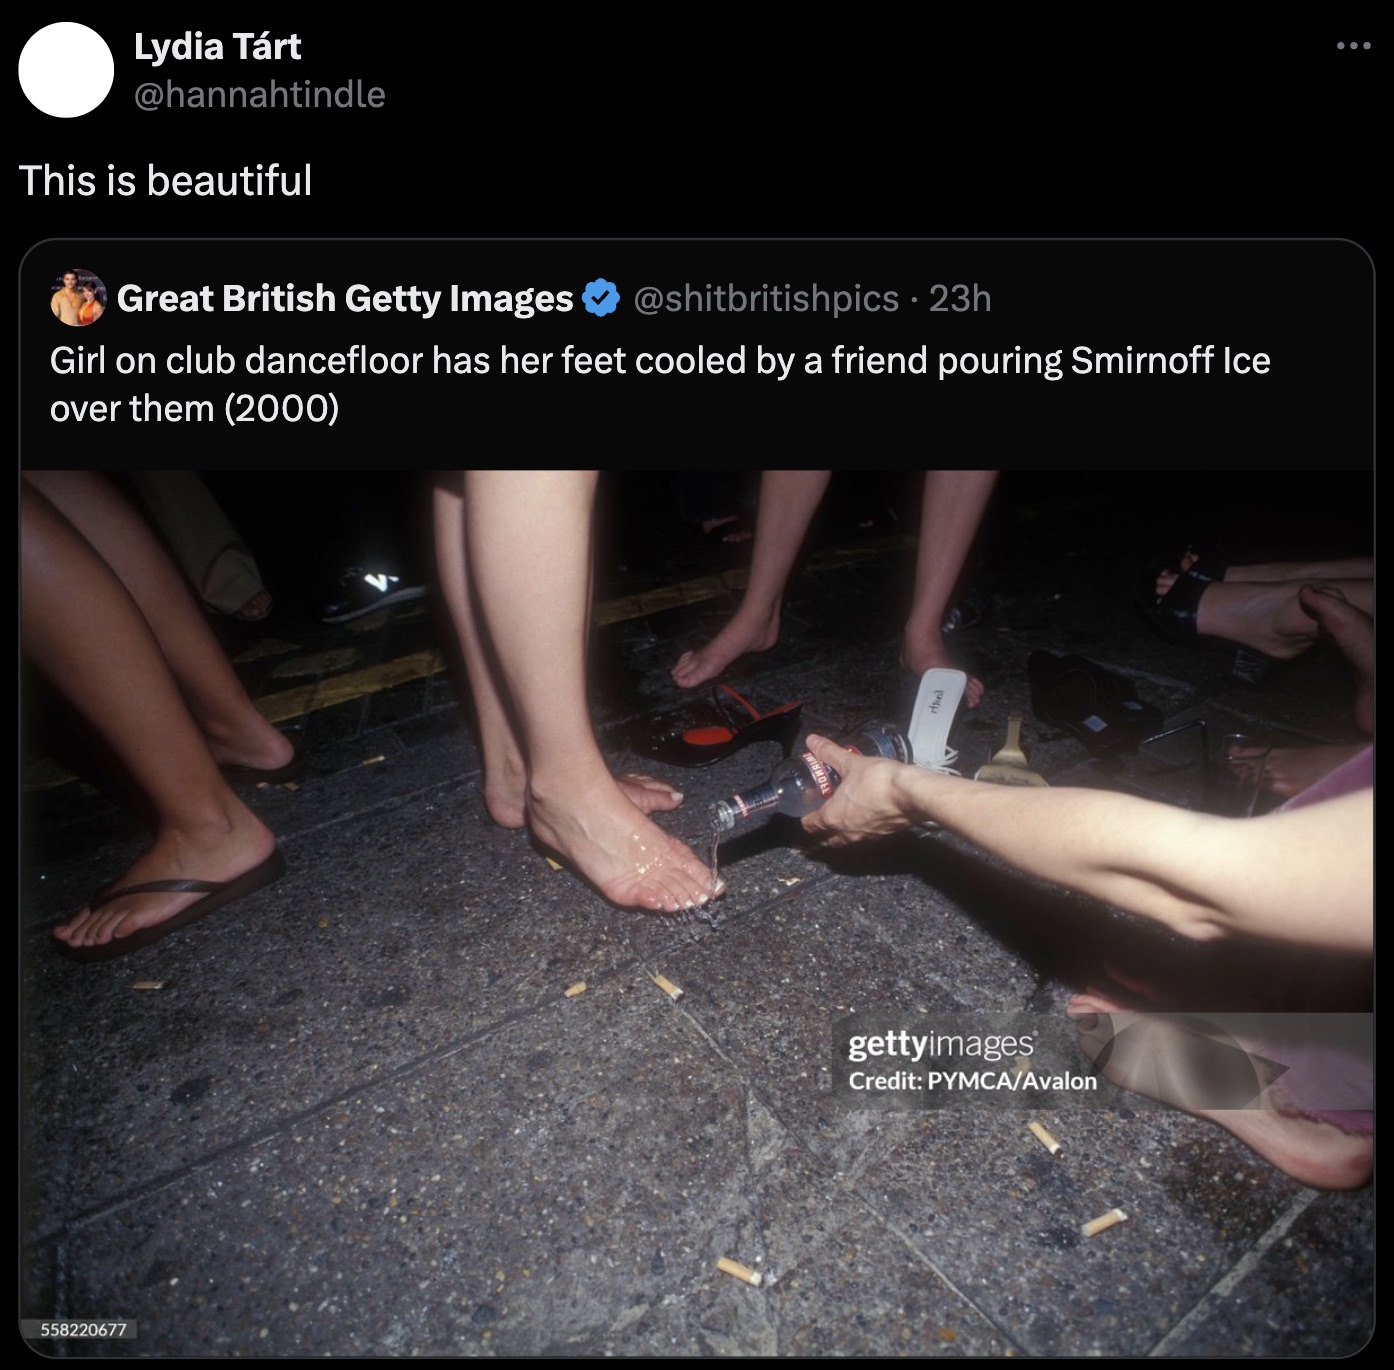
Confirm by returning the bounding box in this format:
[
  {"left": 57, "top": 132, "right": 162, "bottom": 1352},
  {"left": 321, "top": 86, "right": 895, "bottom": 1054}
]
[
  {"left": 671, "top": 602, "right": 781, "bottom": 689},
  {"left": 1298, "top": 584, "right": 1375, "bottom": 733},
  {"left": 526, "top": 770, "right": 722, "bottom": 913},
  {"left": 1227, "top": 742, "right": 1368, "bottom": 799},
  {"left": 1154, "top": 572, "right": 1322, "bottom": 660},
  {"left": 616, "top": 773, "right": 685, "bottom": 814},
  {"left": 1068, "top": 991, "right": 1373, "bottom": 1190},
  {"left": 483, "top": 769, "right": 681, "bottom": 830},
  {"left": 235, "top": 589, "right": 273, "bottom": 622},
  {"left": 53, "top": 809, "right": 278, "bottom": 950},
  {"left": 204, "top": 718, "right": 297, "bottom": 775},
  {"left": 899, "top": 633, "right": 984, "bottom": 708},
  {"left": 699, "top": 514, "right": 753, "bottom": 545}
]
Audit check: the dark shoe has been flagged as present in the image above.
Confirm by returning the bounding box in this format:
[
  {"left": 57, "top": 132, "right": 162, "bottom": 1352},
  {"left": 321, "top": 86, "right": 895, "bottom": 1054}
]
[
  {"left": 941, "top": 592, "right": 989, "bottom": 635},
  {"left": 1136, "top": 568, "right": 1275, "bottom": 685},
  {"left": 1029, "top": 651, "right": 1163, "bottom": 755},
  {"left": 57, "top": 849, "right": 287, "bottom": 963},
  {"left": 640, "top": 684, "right": 803, "bottom": 768},
  {"left": 314, "top": 567, "right": 426, "bottom": 623},
  {"left": 220, "top": 744, "right": 308, "bottom": 788}
]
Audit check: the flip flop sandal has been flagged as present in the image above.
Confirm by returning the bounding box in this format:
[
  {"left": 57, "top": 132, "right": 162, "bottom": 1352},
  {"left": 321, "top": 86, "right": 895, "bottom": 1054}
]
[
  {"left": 57, "top": 848, "right": 288, "bottom": 963},
  {"left": 1135, "top": 569, "right": 1276, "bottom": 686},
  {"left": 641, "top": 683, "right": 803, "bottom": 768},
  {"left": 1028, "top": 651, "right": 1164, "bottom": 755}
]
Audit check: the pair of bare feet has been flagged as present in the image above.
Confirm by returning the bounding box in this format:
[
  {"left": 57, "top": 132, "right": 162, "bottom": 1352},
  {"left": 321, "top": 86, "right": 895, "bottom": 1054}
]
[
  {"left": 1155, "top": 559, "right": 1374, "bottom": 735},
  {"left": 52, "top": 719, "right": 294, "bottom": 952},
  {"left": 670, "top": 603, "right": 985, "bottom": 707},
  {"left": 1068, "top": 989, "right": 1373, "bottom": 1191},
  {"left": 481, "top": 763, "right": 722, "bottom": 915}
]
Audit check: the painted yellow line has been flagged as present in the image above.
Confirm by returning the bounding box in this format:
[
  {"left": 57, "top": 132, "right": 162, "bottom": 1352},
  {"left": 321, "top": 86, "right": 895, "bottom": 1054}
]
[
  {"left": 25, "top": 537, "right": 913, "bottom": 790},
  {"left": 253, "top": 647, "right": 448, "bottom": 724}
]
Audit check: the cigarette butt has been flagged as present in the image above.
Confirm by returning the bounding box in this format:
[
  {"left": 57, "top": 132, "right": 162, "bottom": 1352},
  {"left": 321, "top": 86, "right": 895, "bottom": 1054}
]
[
  {"left": 544, "top": 856, "right": 564, "bottom": 872},
  {"left": 284, "top": 781, "right": 301, "bottom": 791},
  {"left": 652, "top": 974, "right": 683, "bottom": 1000},
  {"left": 1080, "top": 1208, "right": 1129, "bottom": 1238},
  {"left": 131, "top": 981, "right": 165, "bottom": 991},
  {"left": 363, "top": 755, "right": 386, "bottom": 766},
  {"left": 256, "top": 781, "right": 271, "bottom": 791},
  {"left": 1028, "top": 1121, "right": 1062, "bottom": 1156},
  {"left": 564, "top": 981, "right": 587, "bottom": 998},
  {"left": 717, "top": 1256, "right": 763, "bottom": 1287}
]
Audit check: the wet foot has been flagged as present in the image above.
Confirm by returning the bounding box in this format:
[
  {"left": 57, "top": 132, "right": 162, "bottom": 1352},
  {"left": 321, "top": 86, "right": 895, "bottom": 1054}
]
[
  {"left": 1227, "top": 742, "right": 1368, "bottom": 799},
  {"left": 526, "top": 769, "right": 722, "bottom": 913},
  {"left": 1068, "top": 991, "right": 1373, "bottom": 1190},
  {"left": 53, "top": 809, "right": 278, "bottom": 950},
  {"left": 1298, "top": 584, "right": 1374, "bottom": 733},
  {"left": 671, "top": 603, "right": 780, "bottom": 689},
  {"left": 899, "top": 633, "right": 984, "bottom": 708}
]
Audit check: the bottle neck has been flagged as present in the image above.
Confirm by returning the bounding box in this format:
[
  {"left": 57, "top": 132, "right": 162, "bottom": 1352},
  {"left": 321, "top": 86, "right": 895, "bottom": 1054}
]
[{"left": 710, "top": 782, "right": 782, "bottom": 832}]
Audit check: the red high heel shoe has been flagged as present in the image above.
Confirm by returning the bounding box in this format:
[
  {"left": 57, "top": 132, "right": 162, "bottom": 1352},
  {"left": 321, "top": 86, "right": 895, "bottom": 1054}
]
[{"left": 642, "top": 684, "right": 803, "bottom": 768}]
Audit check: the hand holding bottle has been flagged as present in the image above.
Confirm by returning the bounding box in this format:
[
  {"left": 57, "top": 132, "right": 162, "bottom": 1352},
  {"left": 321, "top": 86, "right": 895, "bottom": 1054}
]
[{"left": 799, "top": 733, "right": 944, "bottom": 847}]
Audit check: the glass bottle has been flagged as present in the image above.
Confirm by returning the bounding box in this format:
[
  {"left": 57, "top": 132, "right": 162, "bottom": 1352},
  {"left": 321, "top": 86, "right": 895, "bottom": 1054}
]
[{"left": 710, "top": 720, "right": 911, "bottom": 834}]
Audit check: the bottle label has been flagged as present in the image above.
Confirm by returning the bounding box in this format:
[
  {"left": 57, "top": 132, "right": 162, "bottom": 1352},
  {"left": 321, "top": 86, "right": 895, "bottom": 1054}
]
[{"left": 802, "top": 751, "right": 837, "bottom": 799}]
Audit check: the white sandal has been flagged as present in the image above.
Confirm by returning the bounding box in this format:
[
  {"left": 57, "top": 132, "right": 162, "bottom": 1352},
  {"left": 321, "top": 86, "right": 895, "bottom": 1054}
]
[
  {"left": 906, "top": 668, "right": 966, "bottom": 775},
  {"left": 907, "top": 668, "right": 966, "bottom": 837}
]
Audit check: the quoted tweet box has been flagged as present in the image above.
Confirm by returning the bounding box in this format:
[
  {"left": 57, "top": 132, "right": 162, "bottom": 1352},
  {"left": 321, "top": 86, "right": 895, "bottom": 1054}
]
[{"left": 23, "top": 239, "right": 1372, "bottom": 466}]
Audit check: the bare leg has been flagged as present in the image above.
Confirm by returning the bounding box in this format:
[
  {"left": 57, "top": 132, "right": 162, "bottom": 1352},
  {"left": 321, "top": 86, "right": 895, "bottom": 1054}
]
[
  {"left": 671, "top": 470, "right": 831, "bottom": 688},
  {"left": 1182, "top": 552, "right": 1374, "bottom": 583},
  {"left": 1068, "top": 991, "right": 1372, "bottom": 1190},
  {"left": 465, "top": 472, "right": 717, "bottom": 912},
  {"left": 1153, "top": 570, "right": 1374, "bottom": 661},
  {"left": 22, "top": 471, "right": 292, "bottom": 773},
  {"left": 900, "top": 470, "right": 997, "bottom": 705},
  {"left": 432, "top": 473, "right": 529, "bottom": 829},
  {"left": 23, "top": 485, "right": 277, "bottom": 949},
  {"left": 433, "top": 475, "right": 684, "bottom": 829}
]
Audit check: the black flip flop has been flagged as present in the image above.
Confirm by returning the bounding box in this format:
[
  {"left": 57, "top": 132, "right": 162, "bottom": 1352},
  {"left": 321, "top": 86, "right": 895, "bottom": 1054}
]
[
  {"left": 220, "top": 745, "right": 308, "bottom": 787},
  {"left": 1028, "top": 651, "right": 1163, "bottom": 756},
  {"left": 57, "top": 848, "right": 288, "bottom": 962}
]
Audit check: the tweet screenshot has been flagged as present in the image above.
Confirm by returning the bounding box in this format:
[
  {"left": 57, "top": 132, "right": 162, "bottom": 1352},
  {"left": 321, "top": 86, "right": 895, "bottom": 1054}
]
[{"left": 18, "top": 20, "right": 1375, "bottom": 1359}]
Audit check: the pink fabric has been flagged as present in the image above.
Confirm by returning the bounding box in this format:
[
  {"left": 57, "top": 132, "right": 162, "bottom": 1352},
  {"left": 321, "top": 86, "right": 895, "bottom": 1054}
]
[{"left": 1279, "top": 745, "right": 1373, "bottom": 810}]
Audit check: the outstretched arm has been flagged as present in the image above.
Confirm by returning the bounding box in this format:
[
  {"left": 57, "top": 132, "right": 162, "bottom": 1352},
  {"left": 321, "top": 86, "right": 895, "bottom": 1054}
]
[{"left": 800, "top": 735, "right": 1372, "bottom": 953}]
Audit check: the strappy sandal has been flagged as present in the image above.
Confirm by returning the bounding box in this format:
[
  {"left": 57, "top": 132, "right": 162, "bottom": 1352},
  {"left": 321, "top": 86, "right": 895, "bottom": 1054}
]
[
  {"left": 641, "top": 684, "right": 803, "bottom": 768},
  {"left": 1135, "top": 569, "right": 1277, "bottom": 686}
]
